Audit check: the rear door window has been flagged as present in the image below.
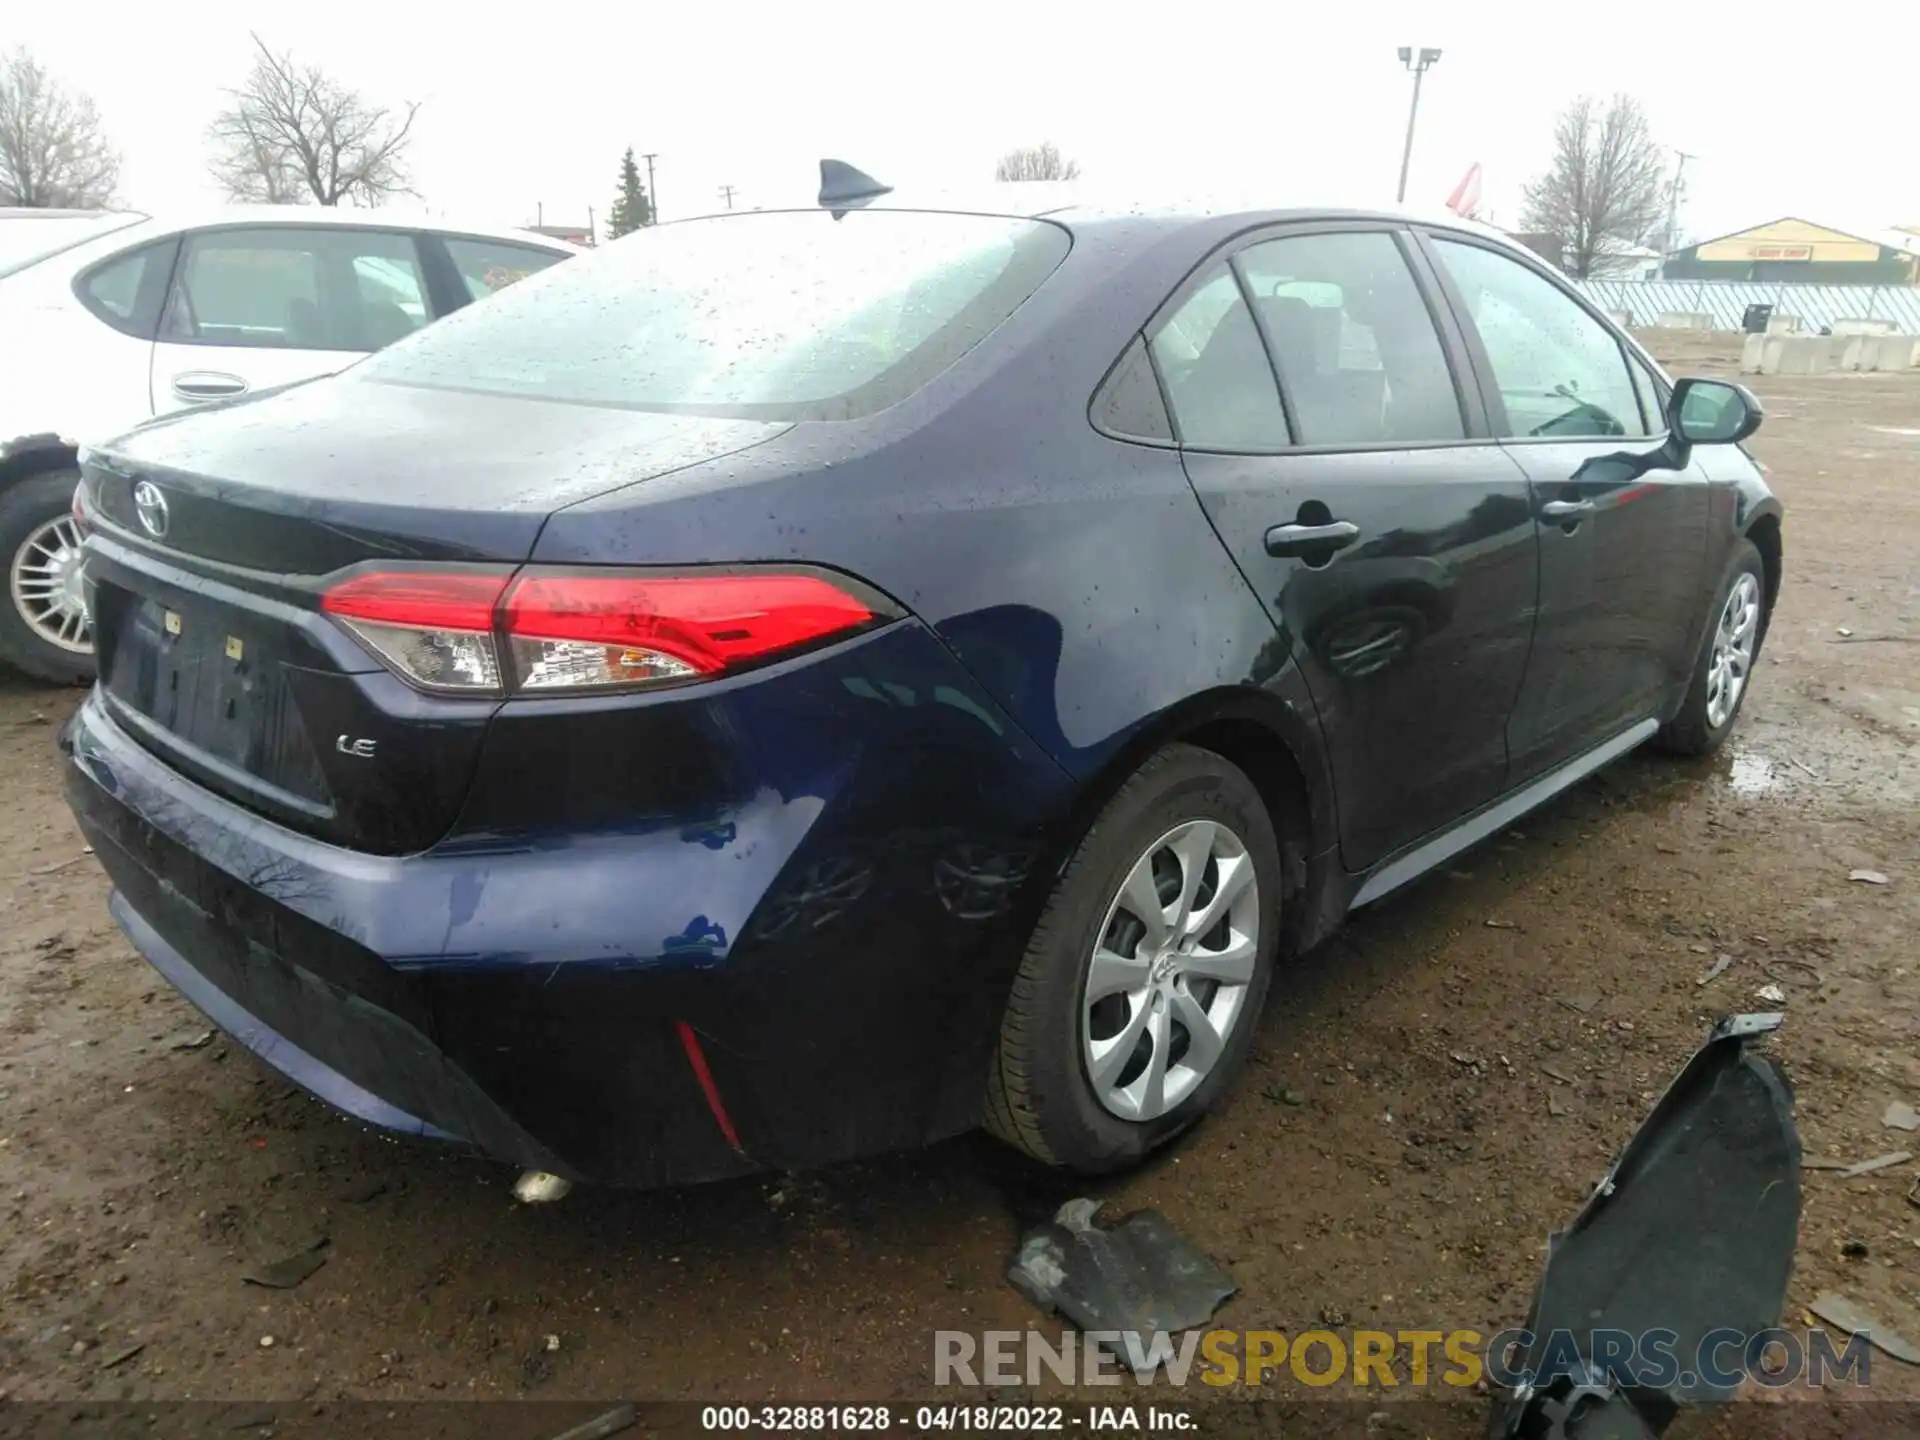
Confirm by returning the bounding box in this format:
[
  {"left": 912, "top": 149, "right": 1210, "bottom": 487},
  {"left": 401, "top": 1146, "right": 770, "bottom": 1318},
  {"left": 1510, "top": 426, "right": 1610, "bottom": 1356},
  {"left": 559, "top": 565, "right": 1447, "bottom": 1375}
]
[
  {"left": 351, "top": 254, "right": 429, "bottom": 346},
  {"left": 163, "top": 228, "right": 429, "bottom": 352},
  {"left": 1147, "top": 265, "right": 1290, "bottom": 450},
  {"left": 1236, "top": 231, "right": 1465, "bottom": 446}
]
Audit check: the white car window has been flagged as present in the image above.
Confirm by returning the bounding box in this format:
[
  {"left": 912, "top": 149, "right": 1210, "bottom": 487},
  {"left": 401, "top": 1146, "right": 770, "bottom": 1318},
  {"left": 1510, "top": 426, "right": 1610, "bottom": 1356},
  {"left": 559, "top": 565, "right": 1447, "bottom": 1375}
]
[
  {"left": 353, "top": 255, "right": 428, "bottom": 324},
  {"left": 441, "top": 237, "right": 567, "bottom": 302},
  {"left": 163, "top": 228, "right": 428, "bottom": 353}
]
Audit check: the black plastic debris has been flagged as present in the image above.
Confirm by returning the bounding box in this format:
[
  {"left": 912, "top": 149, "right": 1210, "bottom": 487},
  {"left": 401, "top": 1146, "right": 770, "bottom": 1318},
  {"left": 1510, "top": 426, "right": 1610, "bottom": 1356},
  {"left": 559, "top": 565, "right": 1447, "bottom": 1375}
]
[
  {"left": 1489, "top": 1012, "right": 1800, "bottom": 1439},
  {"left": 1008, "top": 1199, "right": 1235, "bottom": 1369},
  {"left": 241, "top": 1236, "right": 329, "bottom": 1290}
]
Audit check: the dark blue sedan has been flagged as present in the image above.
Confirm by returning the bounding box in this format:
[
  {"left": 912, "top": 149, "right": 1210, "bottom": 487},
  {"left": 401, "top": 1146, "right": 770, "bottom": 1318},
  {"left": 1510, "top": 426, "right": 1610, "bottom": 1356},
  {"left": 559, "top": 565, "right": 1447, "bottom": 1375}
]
[{"left": 62, "top": 168, "right": 1781, "bottom": 1186}]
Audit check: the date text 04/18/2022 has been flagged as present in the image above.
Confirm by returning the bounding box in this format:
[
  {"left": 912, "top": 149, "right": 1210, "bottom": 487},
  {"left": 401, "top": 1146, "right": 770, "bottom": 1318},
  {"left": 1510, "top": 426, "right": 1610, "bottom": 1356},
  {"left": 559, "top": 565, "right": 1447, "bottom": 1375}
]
[{"left": 698, "top": 1405, "right": 1199, "bottom": 1431}]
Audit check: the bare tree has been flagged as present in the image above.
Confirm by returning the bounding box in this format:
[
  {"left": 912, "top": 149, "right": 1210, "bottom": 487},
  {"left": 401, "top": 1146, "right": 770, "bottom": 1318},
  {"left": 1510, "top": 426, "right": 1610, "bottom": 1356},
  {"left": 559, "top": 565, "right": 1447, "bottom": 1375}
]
[
  {"left": 1520, "top": 94, "right": 1668, "bottom": 277},
  {"left": 994, "top": 141, "right": 1080, "bottom": 183},
  {"left": 0, "top": 49, "right": 120, "bottom": 207},
  {"left": 208, "top": 35, "right": 419, "bottom": 206}
]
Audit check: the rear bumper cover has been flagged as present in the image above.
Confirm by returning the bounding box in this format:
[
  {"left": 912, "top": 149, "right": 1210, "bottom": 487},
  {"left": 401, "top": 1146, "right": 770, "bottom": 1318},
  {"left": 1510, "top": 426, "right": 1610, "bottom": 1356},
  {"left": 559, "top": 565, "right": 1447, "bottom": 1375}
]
[
  {"left": 67, "top": 698, "right": 630, "bottom": 1178},
  {"left": 108, "top": 891, "right": 461, "bottom": 1146},
  {"left": 63, "top": 620, "right": 1078, "bottom": 1186}
]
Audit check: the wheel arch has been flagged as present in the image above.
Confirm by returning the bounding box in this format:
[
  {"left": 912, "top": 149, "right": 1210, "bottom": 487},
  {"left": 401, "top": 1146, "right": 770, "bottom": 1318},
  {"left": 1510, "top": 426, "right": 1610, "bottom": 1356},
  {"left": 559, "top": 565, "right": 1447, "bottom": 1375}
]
[
  {"left": 1047, "top": 687, "right": 1339, "bottom": 954},
  {"left": 1743, "top": 508, "right": 1782, "bottom": 621}
]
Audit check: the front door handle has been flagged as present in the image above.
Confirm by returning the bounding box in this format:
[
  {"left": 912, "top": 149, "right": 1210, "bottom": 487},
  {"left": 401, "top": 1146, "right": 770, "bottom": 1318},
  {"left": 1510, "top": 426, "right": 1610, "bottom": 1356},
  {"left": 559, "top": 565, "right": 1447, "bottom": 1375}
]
[
  {"left": 1265, "top": 520, "right": 1361, "bottom": 558},
  {"left": 172, "top": 371, "right": 249, "bottom": 402},
  {"left": 1541, "top": 499, "right": 1594, "bottom": 523}
]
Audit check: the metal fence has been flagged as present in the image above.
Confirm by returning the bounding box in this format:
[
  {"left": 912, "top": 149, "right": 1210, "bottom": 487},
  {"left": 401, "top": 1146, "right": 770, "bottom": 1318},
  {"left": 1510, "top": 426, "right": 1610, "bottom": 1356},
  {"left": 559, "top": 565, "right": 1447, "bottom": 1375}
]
[{"left": 1570, "top": 278, "right": 1920, "bottom": 334}]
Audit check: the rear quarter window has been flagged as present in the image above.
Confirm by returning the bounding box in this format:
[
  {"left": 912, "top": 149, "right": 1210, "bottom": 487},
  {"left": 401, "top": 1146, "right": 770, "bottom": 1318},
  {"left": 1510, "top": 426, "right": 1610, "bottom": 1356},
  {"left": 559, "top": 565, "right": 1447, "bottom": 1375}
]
[
  {"left": 74, "top": 238, "right": 179, "bottom": 339},
  {"left": 1091, "top": 334, "right": 1173, "bottom": 443},
  {"left": 357, "top": 210, "right": 1070, "bottom": 421},
  {"left": 442, "top": 237, "right": 568, "bottom": 301}
]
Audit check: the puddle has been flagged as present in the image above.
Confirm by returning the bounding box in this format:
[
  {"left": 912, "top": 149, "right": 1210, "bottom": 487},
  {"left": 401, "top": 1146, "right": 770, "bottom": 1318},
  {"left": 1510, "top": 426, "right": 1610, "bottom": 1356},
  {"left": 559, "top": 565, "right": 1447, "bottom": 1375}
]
[{"left": 1726, "top": 748, "right": 1788, "bottom": 798}]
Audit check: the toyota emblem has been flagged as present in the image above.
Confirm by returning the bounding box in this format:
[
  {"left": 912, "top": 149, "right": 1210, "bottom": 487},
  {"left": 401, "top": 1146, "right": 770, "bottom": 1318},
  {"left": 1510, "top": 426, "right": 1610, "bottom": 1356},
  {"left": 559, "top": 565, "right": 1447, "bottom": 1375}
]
[{"left": 132, "top": 480, "right": 170, "bottom": 539}]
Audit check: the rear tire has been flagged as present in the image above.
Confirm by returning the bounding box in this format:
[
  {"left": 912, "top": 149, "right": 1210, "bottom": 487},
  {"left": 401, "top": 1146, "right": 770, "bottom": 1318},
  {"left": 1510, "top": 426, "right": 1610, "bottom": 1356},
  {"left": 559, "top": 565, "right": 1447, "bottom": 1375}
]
[
  {"left": 0, "top": 470, "right": 95, "bottom": 686},
  {"left": 984, "top": 744, "right": 1280, "bottom": 1173},
  {"left": 1657, "top": 539, "right": 1766, "bottom": 757}
]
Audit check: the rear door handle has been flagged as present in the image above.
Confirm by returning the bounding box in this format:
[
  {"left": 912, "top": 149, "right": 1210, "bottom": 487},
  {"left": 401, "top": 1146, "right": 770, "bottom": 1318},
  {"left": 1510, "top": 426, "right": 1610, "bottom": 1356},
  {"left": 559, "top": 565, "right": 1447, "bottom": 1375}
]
[
  {"left": 172, "top": 372, "right": 249, "bottom": 402},
  {"left": 1541, "top": 499, "right": 1594, "bottom": 522},
  {"left": 1265, "top": 520, "right": 1361, "bottom": 558}
]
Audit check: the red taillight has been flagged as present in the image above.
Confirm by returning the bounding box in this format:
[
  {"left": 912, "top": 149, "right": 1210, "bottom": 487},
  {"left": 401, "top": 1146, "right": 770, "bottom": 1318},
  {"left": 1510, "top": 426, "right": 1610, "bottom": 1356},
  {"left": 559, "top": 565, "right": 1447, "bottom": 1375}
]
[
  {"left": 71, "top": 483, "right": 91, "bottom": 537},
  {"left": 321, "top": 571, "right": 510, "bottom": 631},
  {"left": 503, "top": 573, "right": 875, "bottom": 691},
  {"left": 321, "top": 569, "right": 512, "bottom": 694},
  {"left": 319, "top": 566, "right": 884, "bottom": 697}
]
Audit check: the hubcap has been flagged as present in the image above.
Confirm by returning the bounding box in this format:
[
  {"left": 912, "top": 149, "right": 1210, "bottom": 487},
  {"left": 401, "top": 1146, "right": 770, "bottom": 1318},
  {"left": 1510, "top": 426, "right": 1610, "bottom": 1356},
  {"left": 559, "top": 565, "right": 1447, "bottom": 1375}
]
[
  {"left": 1705, "top": 572, "right": 1760, "bottom": 730},
  {"left": 1081, "top": 819, "right": 1261, "bottom": 1122},
  {"left": 9, "top": 516, "right": 92, "bottom": 655}
]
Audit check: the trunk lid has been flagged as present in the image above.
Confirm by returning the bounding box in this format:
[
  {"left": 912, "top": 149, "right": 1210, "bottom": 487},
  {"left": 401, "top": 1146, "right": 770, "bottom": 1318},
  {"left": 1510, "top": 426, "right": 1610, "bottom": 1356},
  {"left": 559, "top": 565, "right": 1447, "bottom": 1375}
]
[
  {"left": 83, "top": 375, "right": 788, "bottom": 853},
  {"left": 90, "top": 374, "right": 785, "bottom": 570}
]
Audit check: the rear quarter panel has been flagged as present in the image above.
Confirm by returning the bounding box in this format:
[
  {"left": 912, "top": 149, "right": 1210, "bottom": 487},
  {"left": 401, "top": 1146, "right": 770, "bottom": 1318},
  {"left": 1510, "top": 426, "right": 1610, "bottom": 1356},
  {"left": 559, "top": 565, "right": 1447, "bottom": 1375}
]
[{"left": 0, "top": 286, "right": 156, "bottom": 451}]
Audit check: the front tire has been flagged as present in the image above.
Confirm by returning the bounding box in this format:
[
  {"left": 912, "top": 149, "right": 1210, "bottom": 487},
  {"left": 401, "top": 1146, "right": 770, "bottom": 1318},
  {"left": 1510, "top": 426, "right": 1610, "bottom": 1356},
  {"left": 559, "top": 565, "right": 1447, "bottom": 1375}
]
[
  {"left": 0, "top": 470, "right": 95, "bottom": 685},
  {"left": 1657, "top": 539, "right": 1766, "bottom": 757},
  {"left": 984, "top": 744, "right": 1281, "bottom": 1172}
]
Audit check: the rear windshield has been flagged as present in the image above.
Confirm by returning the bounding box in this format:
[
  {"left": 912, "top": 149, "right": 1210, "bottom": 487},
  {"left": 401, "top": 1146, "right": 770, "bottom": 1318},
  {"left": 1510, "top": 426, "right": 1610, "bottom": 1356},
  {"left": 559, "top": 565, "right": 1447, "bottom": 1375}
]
[{"left": 356, "top": 209, "right": 1070, "bottom": 420}]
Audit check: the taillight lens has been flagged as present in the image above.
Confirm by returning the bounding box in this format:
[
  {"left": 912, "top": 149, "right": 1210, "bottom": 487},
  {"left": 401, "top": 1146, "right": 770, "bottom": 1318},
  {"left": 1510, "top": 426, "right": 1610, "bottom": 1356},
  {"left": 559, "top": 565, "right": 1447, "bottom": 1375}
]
[
  {"left": 322, "top": 571, "right": 512, "bottom": 694},
  {"left": 320, "top": 567, "right": 886, "bottom": 697},
  {"left": 71, "top": 482, "right": 92, "bottom": 537},
  {"left": 504, "top": 573, "right": 876, "bottom": 692}
]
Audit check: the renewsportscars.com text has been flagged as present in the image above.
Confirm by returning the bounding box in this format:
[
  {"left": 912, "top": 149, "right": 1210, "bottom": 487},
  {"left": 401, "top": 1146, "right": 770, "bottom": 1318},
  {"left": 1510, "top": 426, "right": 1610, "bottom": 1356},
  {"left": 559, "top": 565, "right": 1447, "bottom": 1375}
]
[{"left": 934, "top": 1326, "right": 1873, "bottom": 1389}]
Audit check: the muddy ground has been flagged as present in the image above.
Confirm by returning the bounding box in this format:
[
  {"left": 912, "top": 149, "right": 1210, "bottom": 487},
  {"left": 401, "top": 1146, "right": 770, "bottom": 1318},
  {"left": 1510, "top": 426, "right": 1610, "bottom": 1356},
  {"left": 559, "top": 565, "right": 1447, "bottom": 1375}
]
[{"left": 1, "top": 332, "right": 1916, "bottom": 1433}]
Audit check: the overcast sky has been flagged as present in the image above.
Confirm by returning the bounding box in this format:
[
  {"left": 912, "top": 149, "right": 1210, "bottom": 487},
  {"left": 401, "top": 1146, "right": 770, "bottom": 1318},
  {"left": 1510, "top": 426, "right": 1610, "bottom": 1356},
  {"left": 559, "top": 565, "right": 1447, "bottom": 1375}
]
[{"left": 16, "top": 1, "right": 1919, "bottom": 244}]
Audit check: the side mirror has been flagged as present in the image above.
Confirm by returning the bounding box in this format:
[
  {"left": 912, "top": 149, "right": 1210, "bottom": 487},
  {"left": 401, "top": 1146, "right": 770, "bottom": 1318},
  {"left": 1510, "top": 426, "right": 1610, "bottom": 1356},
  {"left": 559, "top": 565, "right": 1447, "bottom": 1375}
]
[{"left": 1669, "top": 377, "right": 1763, "bottom": 446}]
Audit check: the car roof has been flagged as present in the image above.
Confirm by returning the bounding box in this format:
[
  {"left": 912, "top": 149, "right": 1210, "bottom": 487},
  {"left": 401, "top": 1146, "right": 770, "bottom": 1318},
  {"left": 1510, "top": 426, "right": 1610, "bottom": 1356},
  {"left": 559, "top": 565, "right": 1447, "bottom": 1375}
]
[
  {"left": 671, "top": 181, "right": 1518, "bottom": 250},
  {"left": 108, "top": 205, "right": 582, "bottom": 250},
  {"left": 0, "top": 207, "right": 141, "bottom": 222}
]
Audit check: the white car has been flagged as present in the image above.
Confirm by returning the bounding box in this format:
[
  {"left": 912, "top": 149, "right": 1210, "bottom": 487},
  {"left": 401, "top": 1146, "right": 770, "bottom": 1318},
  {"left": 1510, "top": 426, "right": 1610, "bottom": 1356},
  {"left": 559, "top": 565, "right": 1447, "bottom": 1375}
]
[{"left": 0, "top": 206, "right": 577, "bottom": 683}]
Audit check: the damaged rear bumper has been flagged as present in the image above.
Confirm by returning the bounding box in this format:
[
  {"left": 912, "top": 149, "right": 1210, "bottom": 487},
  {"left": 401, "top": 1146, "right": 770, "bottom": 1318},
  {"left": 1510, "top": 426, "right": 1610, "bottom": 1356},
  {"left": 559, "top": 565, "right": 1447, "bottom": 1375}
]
[{"left": 62, "top": 691, "right": 760, "bottom": 1186}]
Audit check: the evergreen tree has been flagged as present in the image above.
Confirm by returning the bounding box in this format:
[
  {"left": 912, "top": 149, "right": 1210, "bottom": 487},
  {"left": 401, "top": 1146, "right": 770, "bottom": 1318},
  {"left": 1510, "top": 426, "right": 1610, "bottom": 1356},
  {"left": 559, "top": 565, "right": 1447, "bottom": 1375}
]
[{"left": 606, "top": 147, "right": 653, "bottom": 238}]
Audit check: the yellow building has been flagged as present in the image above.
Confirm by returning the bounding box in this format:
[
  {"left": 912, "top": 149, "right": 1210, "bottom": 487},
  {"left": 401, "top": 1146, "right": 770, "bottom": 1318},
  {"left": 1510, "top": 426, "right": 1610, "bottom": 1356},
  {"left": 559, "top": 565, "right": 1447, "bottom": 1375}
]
[{"left": 1664, "top": 218, "right": 1916, "bottom": 285}]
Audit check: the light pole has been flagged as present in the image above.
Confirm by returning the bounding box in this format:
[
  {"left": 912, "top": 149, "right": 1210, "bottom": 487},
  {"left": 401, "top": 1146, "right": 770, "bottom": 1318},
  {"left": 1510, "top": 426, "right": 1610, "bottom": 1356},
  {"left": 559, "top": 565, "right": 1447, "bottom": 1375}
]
[
  {"left": 1665, "top": 150, "right": 1697, "bottom": 259},
  {"left": 1395, "top": 47, "right": 1442, "bottom": 204},
  {"left": 641, "top": 152, "right": 660, "bottom": 224}
]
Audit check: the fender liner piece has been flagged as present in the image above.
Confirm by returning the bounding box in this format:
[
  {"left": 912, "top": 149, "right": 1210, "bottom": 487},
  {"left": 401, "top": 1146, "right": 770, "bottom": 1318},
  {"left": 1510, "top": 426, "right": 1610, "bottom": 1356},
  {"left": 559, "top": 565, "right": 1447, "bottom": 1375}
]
[{"left": 1490, "top": 1013, "right": 1800, "bottom": 1438}]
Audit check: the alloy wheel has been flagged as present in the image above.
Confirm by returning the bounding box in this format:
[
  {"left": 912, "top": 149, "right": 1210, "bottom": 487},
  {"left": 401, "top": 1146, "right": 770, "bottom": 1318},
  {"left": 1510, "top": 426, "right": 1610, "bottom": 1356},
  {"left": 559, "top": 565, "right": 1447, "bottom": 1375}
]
[
  {"left": 9, "top": 515, "right": 92, "bottom": 655},
  {"left": 1081, "top": 819, "right": 1260, "bottom": 1122},
  {"left": 1705, "top": 572, "right": 1760, "bottom": 730}
]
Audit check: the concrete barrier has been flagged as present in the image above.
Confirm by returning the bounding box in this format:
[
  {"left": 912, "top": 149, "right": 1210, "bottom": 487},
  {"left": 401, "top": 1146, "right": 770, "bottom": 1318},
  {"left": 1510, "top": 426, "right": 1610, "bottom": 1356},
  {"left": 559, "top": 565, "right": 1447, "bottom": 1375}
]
[
  {"left": 1833, "top": 318, "right": 1898, "bottom": 337},
  {"left": 1658, "top": 311, "right": 1715, "bottom": 330},
  {"left": 1743, "top": 334, "right": 1920, "bottom": 373},
  {"left": 1860, "top": 336, "right": 1920, "bottom": 370}
]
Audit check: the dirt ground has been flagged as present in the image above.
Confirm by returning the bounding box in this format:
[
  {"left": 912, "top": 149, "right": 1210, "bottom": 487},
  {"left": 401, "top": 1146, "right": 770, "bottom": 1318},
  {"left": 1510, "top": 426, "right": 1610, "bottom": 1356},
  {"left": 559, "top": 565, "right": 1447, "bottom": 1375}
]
[{"left": 2, "top": 332, "right": 1916, "bottom": 1432}]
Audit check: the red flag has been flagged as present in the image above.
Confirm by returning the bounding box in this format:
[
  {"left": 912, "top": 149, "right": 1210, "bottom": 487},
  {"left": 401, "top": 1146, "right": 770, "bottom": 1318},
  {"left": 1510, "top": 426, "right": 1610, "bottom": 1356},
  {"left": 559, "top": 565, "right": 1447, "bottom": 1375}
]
[{"left": 1446, "top": 163, "right": 1483, "bottom": 218}]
